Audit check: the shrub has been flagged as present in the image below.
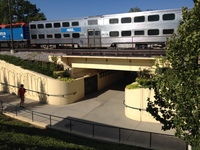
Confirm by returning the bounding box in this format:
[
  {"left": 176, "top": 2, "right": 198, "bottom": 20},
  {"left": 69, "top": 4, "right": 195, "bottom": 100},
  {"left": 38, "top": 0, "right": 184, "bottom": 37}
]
[
  {"left": 126, "top": 83, "right": 139, "bottom": 89},
  {"left": 136, "top": 77, "right": 152, "bottom": 87},
  {"left": 0, "top": 54, "right": 64, "bottom": 78},
  {"left": 58, "top": 77, "right": 75, "bottom": 82},
  {"left": 135, "top": 68, "right": 153, "bottom": 88}
]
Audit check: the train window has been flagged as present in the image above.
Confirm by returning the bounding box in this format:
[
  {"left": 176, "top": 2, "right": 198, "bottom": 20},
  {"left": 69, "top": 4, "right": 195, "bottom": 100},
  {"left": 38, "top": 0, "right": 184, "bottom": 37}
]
[
  {"left": 5, "top": 26, "right": 10, "bottom": 28},
  {"left": 38, "top": 34, "right": 45, "bottom": 39},
  {"left": 121, "top": 31, "right": 131, "bottom": 36},
  {"left": 88, "top": 31, "right": 93, "bottom": 36},
  {"left": 47, "top": 34, "right": 53, "bottom": 38},
  {"left": 163, "top": 13, "right": 175, "bottom": 20},
  {"left": 31, "top": 35, "right": 37, "bottom": 39},
  {"left": 148, "top": 15, "right": 159, "bottom": 22},
  {"left": 30, "top": 24, "right": 36, "bottom": 29},
  {"left": 163, "top": 29, "right": 174, "bottom": 34},
  {"left": 55, "top": 34, "right": 61, "bottom": 38},
  {"left": 38, "top": 24, "right": 44, "bottom": 29},
  {"left": 63, "top": 34, "right": 70, "bottom": 38},
  {"left": 109, "top": 31, "right": 119, "bottom": 37},
  {"left": 109, "top": 18, "right": 119, "bottom": 24},
  {"left": 134, "top": 30, "right": 144, "bottom": 35},
  {"left": 45, "top": 23, "right": 52, "bottom": 28},
  {"left": 95, "top": 31, "right": 100, "bottom": 36},
  {"left": 62, "top": 22, "right": 70, "bottom": 27},
  {"left": 72, "top": 21, "right": 79, "bottom": 26},
  {"left": 54, "top": 23, "right": 61, "bottom": 28},
  {"left": 134, "top": 16, "right": 145, "bottom": 22},
  {"left": 88, "top": 20, "right": 98, "bottom": 25},
  {"left": 148, "top": 29, "right": 159, "bottom": 35},
  {"left": 72, "top": 33, "right": 80, "bottom": 38},
  {"left": 121, "top": 17, "right": 131, "bottom": 23}
]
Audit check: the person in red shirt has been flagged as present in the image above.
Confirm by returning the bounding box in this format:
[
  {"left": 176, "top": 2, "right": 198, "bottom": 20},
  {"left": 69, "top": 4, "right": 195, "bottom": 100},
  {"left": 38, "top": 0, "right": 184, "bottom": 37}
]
[{"left": 18, "top": 84, "right": 26, "bottom": 108}]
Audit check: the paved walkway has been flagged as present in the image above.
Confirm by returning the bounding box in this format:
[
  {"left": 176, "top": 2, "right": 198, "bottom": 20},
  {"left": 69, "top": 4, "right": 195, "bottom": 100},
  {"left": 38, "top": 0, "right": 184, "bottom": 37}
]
[
  {"left": 0, "top": 79, "right": 186, "bottom": 150},
  {"left": 0, "top": 80, "right": 173, "bottom": 135}
]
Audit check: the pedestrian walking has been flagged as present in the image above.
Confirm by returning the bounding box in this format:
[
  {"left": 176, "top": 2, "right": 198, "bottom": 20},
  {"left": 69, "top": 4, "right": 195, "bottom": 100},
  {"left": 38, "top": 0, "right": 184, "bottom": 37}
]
[{"left": 18, "top": 84, "right": 26, "bottom": 108}]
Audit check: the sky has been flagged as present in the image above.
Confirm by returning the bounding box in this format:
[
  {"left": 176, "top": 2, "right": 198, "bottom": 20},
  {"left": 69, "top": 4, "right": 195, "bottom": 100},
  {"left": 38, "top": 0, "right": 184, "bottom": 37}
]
[{"left": 29, "top": 0, "right": 194, "bottom": 20}]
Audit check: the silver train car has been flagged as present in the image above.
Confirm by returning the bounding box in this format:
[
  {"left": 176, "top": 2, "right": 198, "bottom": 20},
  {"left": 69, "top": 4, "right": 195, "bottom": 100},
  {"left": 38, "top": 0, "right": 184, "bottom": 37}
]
[{"left": 29, "top": 8, "right": 182, "bottom": 49}]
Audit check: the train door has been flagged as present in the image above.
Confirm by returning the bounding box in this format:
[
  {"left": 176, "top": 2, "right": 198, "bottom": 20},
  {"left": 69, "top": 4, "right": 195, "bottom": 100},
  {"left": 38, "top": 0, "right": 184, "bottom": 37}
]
[
  {"left": 84, "top": 75, "right": 98, "bottom": 95},
  {"left": 87, "top": 29, "right": 101, "bottom": 47}
]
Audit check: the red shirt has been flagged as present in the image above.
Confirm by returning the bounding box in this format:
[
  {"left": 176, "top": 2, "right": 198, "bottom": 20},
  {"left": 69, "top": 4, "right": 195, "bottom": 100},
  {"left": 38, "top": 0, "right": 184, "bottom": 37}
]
[{"left": 18, "top": 88, "right": 26, "bottom": 97}]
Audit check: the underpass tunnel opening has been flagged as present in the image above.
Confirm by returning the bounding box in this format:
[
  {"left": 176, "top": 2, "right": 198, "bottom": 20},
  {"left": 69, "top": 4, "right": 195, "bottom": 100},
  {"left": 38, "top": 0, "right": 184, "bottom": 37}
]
[
  {"left": 82, "top": 68, "right": 138, "bottom": 95},
  {"left": 109, "top": 71, "right": 138, "bottom": 91}
]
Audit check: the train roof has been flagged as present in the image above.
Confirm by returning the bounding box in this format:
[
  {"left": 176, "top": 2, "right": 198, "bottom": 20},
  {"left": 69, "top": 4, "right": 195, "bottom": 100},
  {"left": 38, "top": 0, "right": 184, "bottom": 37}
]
[
  {"left": 0, "top": 22, "right": 28, "bottom": 28},
  {"left": 90, "top": 8, "right": 183, "bottom": 18},
  {"left": 29, "top": 8, "right": 183, "bottom": 24}
]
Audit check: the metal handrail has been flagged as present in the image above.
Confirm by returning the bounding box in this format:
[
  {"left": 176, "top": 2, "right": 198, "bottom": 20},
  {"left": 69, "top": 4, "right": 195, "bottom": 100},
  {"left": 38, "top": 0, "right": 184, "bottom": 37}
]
[
  {"left": 0, "top": 100, "right": 187, "bottom": 150},
  {"left": 0, "top": 100, "right": 174, "bottom": 135},
  {"left": 123, "top": 100, "right": 146, "bottom": 111},
  {"left": 0, "top": 82, "right": 76, "bottom": 97}
]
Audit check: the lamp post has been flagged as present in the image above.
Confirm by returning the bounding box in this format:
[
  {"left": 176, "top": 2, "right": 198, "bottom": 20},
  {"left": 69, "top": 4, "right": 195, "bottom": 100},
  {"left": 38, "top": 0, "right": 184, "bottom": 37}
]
[{"left": 8, "top": 0, "right": 14, "bottom": 53}]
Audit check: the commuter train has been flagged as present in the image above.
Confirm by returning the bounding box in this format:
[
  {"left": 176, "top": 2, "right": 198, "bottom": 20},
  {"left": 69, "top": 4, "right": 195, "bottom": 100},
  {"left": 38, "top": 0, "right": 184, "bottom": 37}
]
[
  {"left": 0, "top": 22, "right": 30, "bottom": 48},
  {"left": 0, "top": 8, "right": 182, "bottom": 49}
]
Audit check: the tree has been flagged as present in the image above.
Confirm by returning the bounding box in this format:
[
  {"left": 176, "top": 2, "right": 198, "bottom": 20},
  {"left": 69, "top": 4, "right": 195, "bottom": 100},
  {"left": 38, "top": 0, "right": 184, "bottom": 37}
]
[
  {"left": 129, "top": 7, "right": 141, "bottom": 12},
  {"left": 146, "top": 9, "right": 153, "bottom": 11},
  {"left": 146, "top": 1, "right": 200, "bottom": 149},
  {"left": 0, "top": 0, "right": 46, "bottom": 24}
]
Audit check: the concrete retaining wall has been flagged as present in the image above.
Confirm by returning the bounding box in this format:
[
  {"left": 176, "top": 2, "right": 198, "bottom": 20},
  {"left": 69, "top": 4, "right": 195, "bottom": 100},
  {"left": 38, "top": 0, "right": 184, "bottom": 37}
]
[
  {"left": 0, "top": 60, "right": 124, "bottom": 105},
  {"left": 0, "top": 60, "right": 84, "bottom": 105},
  {"left": 125, "top": 87, "right": 159, "bottom": 123}
]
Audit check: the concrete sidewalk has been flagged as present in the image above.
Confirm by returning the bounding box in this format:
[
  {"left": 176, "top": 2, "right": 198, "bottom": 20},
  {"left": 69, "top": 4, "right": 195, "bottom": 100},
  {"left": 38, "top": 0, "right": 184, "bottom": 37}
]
[
  {"left": 0, "top": 85, "right": 187, "bottom": 150},
  {"left": 0, "top": 88, "right": 174, "bottom": 135}
]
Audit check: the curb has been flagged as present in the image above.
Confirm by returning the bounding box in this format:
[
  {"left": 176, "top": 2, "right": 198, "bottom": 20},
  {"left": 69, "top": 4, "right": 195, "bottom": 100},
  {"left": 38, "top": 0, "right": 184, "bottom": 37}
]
[{"left": 3, "top": 112, "right": 47, "bottom": 129}]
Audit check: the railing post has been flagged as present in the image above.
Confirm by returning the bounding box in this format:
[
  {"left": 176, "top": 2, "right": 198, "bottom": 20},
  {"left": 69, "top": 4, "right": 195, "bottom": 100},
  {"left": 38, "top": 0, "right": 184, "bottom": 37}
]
[
  {"left": 15, "top": 106, "right": 18, "bottom": 116},
  {"left": 31, "top": 111, "right": 34, "bottom": 122},
  {"left": 0, "top": 101, "right": 3, "bottom": 113},
  {"left": 150, "top": 132, "right": 152, "bottom": 148},
  {"left": 92, "top": 124, "right": 94, "bottom": 137},
  {"left": 119, "top": 128, "right": 121, "bottom": 142},
  {"left": 49, "top": 115, "right": 52, "bottom": 126},
  {"left": 69, "top": 119, "right": 72, "bottom": 131}
]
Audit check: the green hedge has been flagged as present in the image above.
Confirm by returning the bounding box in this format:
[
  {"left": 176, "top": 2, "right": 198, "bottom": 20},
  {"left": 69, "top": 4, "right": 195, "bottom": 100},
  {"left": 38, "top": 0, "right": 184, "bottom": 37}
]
[
  {"left": 136, "top": 78, "right": 152, "bottom": 88},
  {"left": 126, "top": 83, "right": 139, "bottom": 89},
  {"left": 0, "top": 54, "right": 64, "bottom": 78},
  {"left": 0, "top": 114, "right": 147, "bottom": 150}
]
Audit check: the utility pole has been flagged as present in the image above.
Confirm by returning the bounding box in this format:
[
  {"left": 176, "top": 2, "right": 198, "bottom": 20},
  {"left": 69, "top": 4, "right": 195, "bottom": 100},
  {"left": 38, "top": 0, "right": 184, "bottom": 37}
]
[{"left": 8, "top": 0, "right": 15, "bottom": 53}]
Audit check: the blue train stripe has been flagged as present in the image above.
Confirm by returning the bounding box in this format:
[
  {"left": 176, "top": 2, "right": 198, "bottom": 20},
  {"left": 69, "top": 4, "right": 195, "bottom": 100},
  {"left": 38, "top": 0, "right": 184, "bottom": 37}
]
[{"left": 61, "top": 27, "right": 81, "bottom": 33}]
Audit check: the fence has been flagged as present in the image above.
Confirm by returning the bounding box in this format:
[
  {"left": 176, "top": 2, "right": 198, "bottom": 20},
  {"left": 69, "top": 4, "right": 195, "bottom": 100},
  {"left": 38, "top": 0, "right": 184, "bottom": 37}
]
[{"left": 0, "top": 100, "right": 187, "bottom": 150}]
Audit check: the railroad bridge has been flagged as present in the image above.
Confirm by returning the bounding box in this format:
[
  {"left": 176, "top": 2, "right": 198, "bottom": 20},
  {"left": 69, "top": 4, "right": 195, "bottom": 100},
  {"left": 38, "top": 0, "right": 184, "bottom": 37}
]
[
  {"left": 57, "top": 48, "right": 164, "bottom": 75},
  {"left": 0, "top": 49, "right": 167, "bottom": 105},
  {"left": 61, "top": 55, "right": 156, "bottom": 72}
]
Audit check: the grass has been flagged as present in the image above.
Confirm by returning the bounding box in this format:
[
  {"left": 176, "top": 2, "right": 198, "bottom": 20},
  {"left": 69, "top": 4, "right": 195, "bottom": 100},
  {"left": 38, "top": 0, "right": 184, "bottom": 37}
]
[
  {"left": 0, "top": 114, "right": 150, "bottom": 150},
  {"left": 126, "top": 82, "right": 140, "bottom": 89}
]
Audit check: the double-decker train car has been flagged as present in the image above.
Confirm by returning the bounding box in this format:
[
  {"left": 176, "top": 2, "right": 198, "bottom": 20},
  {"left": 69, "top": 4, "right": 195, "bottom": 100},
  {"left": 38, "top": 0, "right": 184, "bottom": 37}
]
[
  {"left": 29, "top": 8, "right": 182, "bottom": 49},
  {"left": 0, "top": 22, "right": 30, "bottom": 48}
]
